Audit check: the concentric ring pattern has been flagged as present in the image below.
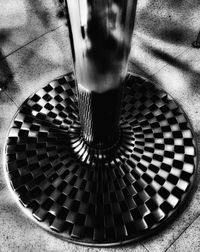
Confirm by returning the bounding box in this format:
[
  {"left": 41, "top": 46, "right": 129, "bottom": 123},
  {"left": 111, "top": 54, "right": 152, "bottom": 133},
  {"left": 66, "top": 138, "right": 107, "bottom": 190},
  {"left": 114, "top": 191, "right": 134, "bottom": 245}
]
[{"left": 5, "top": 73, "right": 197, "bottom": 246}]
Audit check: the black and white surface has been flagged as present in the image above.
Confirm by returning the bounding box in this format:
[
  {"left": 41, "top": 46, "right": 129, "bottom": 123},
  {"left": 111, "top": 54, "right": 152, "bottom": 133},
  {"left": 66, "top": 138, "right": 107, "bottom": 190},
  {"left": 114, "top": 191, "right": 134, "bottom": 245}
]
[{"left": 4, "top": 73, "right": 197, "bottom": 246}]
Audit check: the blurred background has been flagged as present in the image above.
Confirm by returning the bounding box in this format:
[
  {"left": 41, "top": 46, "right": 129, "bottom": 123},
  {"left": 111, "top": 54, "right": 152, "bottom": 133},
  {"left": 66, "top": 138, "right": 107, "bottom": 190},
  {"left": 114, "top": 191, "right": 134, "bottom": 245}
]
[{"left": 0, "top": 0, "right": 200, "bottom": 251}]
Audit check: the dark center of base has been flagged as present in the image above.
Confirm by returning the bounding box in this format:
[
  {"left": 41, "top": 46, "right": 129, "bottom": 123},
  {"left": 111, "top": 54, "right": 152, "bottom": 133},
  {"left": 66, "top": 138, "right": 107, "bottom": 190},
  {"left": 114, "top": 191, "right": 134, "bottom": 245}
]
[{"left": 78, "top": 85, "right": 123, "bottom": 149}]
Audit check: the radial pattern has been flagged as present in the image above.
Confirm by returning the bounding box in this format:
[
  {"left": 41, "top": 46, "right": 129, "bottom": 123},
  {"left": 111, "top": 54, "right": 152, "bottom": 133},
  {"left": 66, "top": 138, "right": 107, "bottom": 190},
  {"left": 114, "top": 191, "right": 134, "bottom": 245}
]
[{"left": 5, "top": 73, "right": 197, "bottom": 246}]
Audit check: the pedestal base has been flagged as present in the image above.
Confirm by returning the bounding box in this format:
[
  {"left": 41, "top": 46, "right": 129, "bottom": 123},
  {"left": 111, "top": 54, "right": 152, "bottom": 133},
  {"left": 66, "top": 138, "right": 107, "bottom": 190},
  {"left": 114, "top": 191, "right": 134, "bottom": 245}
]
[{"left": 4, "top": 73, "right": 197, "bottom": 246}]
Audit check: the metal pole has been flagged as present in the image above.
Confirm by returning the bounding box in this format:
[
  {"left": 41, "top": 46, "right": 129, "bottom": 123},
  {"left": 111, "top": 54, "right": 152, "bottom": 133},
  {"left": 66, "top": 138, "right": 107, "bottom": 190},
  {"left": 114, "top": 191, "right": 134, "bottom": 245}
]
[{"left": 66, "top": 0, "right": 137, "bottom": 148}]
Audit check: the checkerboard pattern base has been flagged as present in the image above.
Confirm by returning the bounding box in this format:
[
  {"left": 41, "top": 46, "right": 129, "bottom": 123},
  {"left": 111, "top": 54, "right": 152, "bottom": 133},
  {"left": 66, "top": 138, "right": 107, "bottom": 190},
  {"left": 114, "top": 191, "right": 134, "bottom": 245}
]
[{"left": 4, "top": 73, "right": 197, "bottom": 246}]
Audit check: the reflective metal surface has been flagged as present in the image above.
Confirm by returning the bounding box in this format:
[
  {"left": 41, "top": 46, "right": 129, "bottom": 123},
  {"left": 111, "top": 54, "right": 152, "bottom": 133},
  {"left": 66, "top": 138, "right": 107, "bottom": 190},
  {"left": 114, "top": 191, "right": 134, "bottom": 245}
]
[
  {"left": 67, "top": 0, "right": 137, "bottom": 93},
  {"left": 66, "top": 0, "right": 137, "bottom": 149},
  {"left": 5, "top": 73, "right": 197, "bottom": 246}
]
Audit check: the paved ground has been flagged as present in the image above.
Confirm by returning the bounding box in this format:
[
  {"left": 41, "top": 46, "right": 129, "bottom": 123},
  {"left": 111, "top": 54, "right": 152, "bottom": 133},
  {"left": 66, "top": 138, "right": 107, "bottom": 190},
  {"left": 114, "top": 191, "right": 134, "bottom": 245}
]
[{"left": 0, "top": 0, "right": 200, "bottom": 251}]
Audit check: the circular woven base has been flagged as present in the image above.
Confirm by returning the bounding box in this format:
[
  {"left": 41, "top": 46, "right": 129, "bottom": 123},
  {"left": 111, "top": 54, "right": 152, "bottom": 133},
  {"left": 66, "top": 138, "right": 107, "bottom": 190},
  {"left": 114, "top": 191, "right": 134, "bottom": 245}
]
[{"left": 5, "top": 73, "right": 197, "bottom": 246}]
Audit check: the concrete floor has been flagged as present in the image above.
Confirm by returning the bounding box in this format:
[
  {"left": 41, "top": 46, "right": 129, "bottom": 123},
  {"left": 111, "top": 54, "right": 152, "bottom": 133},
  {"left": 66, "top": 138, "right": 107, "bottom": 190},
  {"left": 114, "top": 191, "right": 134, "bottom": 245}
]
[{"left": 0, "top": 0, "right": 200, "bottom": 251}]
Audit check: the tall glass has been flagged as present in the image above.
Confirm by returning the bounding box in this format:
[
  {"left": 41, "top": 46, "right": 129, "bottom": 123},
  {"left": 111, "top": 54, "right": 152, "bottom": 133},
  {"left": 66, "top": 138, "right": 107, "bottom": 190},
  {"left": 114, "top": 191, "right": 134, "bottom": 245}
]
[{"left": 66, "top": 0, "right": 137, "bottom": 148}]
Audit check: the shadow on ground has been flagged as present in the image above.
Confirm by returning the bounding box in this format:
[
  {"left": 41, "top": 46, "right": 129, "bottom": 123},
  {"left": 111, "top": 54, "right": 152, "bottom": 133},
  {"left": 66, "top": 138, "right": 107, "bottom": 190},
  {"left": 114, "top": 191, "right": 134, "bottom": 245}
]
[{"left": 137, "top": 0, "right": 200, "bottom": 45}]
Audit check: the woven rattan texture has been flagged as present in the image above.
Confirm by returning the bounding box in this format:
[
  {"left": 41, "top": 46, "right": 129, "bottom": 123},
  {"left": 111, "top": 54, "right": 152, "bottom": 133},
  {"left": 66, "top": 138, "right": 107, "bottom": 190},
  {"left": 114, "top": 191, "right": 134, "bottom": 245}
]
[{"left": 5, "top": 73, "right": 197, "bottom": 245}]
